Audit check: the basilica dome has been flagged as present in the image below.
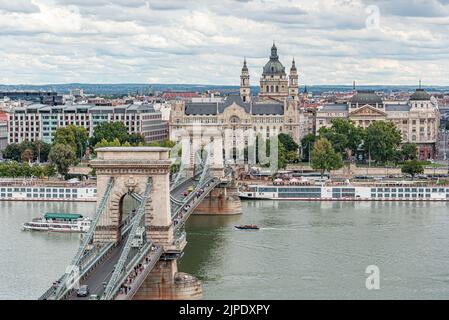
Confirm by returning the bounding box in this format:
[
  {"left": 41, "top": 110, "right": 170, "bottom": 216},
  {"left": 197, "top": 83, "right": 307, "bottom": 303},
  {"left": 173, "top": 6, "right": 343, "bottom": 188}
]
[{"left": 262, "top": 43, "right": 286, "bottom": 76}]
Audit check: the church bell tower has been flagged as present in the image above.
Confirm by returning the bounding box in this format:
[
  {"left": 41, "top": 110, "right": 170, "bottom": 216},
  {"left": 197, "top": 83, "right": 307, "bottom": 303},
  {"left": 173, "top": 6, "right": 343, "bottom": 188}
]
[
  {"left": 288, "top": 58, "right": 299, "bottom": 100},
  {"left": 240, "top": 57, "right": 251, "bottom": 102}
]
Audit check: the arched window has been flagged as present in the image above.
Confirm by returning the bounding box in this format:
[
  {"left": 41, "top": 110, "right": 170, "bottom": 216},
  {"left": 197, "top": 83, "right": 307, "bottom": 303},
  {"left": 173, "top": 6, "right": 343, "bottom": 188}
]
[
  {"left": 266, "top": 86, "right": 269, "bottom": 92},
  {"left": 270, "top": 85, "right": 274, "bottom": 92},
  {"left": 276, "top": 85, "right": 279, "bottom": 92},
  {"left": 230, "top": 116, "right": 240, "bottom": 124}
]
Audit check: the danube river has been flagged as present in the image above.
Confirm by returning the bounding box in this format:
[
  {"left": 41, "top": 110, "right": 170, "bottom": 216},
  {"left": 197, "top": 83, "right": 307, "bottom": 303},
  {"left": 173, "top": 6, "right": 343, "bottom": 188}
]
[{"left": 2, "top": 200, "right": 449, "bottom": 299}]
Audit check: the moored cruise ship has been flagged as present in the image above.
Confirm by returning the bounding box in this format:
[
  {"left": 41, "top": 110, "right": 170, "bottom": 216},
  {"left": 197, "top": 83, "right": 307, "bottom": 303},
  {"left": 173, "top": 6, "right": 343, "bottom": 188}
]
[
  {"left": 239, "top": 183, "right": 449, "bottom": 201},
  {"left": 0, "top": 185, "right": 96, "bottom": 202},
  {"left": 22, "top": 213, "right": 92, "bottom": 233}
]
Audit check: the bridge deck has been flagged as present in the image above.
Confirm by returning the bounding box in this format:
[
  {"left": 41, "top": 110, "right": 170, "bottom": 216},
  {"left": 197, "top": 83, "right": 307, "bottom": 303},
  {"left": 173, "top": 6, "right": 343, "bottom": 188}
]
[{"left": 68, "top": 237, "right": 127, "bottom": 299}]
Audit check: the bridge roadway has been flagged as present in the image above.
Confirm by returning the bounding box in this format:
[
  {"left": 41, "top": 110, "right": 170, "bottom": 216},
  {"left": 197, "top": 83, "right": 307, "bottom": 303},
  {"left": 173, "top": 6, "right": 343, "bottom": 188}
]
[
  {"left": 68, "top": 239, "right": 126, "bottom": 300},
  {"left": 171, "top": 175, "right": 200, "bottom": 199}
]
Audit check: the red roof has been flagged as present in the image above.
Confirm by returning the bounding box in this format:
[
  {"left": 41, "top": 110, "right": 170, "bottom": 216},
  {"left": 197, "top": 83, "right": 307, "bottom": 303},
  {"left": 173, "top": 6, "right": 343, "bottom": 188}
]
[
  {"left": 0, "top": 112, "right": 8, "bottom": 122},
  {"left": 162, "top": 92, "right": 200, "bottom": 100}
]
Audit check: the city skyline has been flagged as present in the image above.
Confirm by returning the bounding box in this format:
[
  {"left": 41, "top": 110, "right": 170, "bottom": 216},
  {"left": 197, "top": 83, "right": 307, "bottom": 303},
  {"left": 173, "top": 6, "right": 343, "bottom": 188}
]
[{"left": 1, "top": 0, "right": 449, "bottom": 86}]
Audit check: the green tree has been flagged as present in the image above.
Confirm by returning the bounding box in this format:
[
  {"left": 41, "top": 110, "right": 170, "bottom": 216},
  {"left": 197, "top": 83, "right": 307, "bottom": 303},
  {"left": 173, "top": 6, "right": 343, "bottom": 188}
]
[
  {"left": 90, "top": 122, "right": 130, "bottom": 146},
  {"left": 159, "top": 139, "right": 176, "bottom": 148},
  {"left": 318, "top": 119, "right": 364, "bottom": 159},
  {"left": 48, "top": 144, "right": 77, "bottom": 177},
  {"left": 265, "top": 137, "right": 288, "bottom": 169},
  {"left": 286, "top": 150, "right": 299, "bottom": 164},
  {"left": 401, "top": 143, "right": 417, "bottom": 161},
  {"left": 54, "top": 125, "right": 89, "bottom": 160},
  {"left": 43, "top": 163, "right": 56, "bottom": 177},
  {"left": 311, "top": 138, "right": 343, "bottom": 177},
  {"left": 53, "top": 126, "right": 76, "bottom": 150},
  {"left": 278, "top": 133, "right": 299, "bottom": 152},
  {"left": 277, "top": 141, "right": 288, "bottom": 169},
  {"left": 300, "top": 134, "right": 316, "bottom": 161},
  {"left": 401, "top": 159, "right": 424, "bottom": 179},
  {"left": 31, "top": 164, "right": 44, "bottom": 178},
  {"left": 4, "top": 144, "right": 22, "bottom": 161},
  {"left": 94, "top": 138, "right": 121, "bottom": 149},
  {"left": 128, "top": 133, "right": 146, "bottom": 145},
  {"left": 73, "top": 126, "right": 89, "bottom": 159},
  {"left": 33, "top": 140, "right": 51, "bottom": 162},
  {"left": 364, "top": 121, "right": 402, "bottom": 164}
]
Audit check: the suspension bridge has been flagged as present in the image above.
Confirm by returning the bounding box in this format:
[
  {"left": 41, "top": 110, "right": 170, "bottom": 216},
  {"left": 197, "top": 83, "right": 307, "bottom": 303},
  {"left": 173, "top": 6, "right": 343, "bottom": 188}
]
[{"left": 39, "top": 146, "right": 236, "bottom": 300}]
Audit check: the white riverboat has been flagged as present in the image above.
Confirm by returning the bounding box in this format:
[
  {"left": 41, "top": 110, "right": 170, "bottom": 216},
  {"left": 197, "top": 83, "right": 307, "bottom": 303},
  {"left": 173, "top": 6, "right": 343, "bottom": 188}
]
[
  {"left": 238, "top": 183, "right": 449, "bottom": 201},
  {"left": 22, "top": 213, "right": 92, "bottom": 233},
  {"left": 0, "top": 185, "right": 96, "bottom": 202}
]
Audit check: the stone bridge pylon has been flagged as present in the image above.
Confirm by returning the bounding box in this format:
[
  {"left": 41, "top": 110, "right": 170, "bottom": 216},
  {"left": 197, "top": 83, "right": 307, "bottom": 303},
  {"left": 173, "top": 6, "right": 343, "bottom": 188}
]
[{"left": 90, "top": 147, "right": 178, "bottom": 250}]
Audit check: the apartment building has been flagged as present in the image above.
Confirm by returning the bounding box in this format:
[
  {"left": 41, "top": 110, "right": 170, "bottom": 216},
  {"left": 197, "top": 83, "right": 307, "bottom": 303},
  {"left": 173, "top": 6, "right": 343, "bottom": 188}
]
[{"left": 7, "top": 103, "right": 168, "bottom": 145}]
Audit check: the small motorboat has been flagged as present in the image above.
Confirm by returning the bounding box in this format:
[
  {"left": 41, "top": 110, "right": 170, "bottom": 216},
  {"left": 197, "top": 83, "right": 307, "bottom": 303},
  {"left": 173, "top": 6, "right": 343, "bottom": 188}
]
[{"left": 234, "top": 225, "right": 259, "bottom": 230}]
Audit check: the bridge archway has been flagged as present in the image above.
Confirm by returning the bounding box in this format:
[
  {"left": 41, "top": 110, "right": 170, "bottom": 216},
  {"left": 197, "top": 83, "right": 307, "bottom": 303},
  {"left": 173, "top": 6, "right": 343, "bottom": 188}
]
[
  {"left": 118, "top": 193, "right": 137, "bottom": 224},
  {"left": 114, "top": 188, "right": 140, "bottom": 238}
]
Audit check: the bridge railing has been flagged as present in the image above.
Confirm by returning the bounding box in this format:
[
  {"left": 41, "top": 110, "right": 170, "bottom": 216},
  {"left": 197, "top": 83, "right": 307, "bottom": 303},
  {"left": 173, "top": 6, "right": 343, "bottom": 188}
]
[
  {"left": 173, "top": 177, "right": 220, "bottom": 232},
  {"left": 114, "top": 245, "right": 163, "bottom": 300}
]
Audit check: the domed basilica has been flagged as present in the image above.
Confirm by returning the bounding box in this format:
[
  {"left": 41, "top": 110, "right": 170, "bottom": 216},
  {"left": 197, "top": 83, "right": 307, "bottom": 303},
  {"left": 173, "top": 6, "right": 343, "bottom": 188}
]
[
  {"left": 240, "top": 42, "right": 299, "bottom": 103},
  {"left": 169, "top": 44, "right": 308, "bottom": 155}
]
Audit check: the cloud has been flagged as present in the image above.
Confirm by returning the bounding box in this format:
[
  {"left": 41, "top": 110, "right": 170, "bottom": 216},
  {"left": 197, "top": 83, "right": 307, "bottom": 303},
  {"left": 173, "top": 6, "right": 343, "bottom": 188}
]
[
  {"left": 0, "top": 0, "right": 449, "bottom": 85},
  {"left": 0, "top": 0, "right": 40, "bottom": 13},
  {"left": 363, "top": 0, "right": 449, "bottom": 17}
]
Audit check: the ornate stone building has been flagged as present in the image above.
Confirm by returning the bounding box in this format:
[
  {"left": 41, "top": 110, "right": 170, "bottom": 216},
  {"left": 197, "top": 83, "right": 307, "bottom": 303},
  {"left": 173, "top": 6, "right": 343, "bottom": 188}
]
[
  {"left": 169, "top": 44, "right": 305, "bottom": 157},
  {"left": 315, "top": 89, "right": 440, "bottom": 160}
]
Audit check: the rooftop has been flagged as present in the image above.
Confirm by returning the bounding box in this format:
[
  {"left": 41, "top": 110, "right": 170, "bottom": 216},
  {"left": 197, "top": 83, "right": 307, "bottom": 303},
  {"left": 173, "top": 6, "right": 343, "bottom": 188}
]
[
  {"left": 410, "top": 89, "right": 431, "bottom": 101},
  {"left": 350, "top": 90, "right": 383, "bottom": 105},
  {"left": 184, "top": 95, "right": 284, "bottom": 116},
  {"left": 6, "top": 103, "right": 159, "bottom": 114}
]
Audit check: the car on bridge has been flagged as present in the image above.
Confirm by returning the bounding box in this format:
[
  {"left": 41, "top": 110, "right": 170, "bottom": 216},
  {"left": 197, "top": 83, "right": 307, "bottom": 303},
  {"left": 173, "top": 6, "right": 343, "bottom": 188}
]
[{"left": 76, "top": 285, "right": 89, "bottom": 297}]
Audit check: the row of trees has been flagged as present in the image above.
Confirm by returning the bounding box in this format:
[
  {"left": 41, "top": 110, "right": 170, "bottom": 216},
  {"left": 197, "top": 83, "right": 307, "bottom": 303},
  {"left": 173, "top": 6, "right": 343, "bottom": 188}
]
[
  {"left": 249, "top": 133, "right": 299, "bottom": 169},
  {"left": 2, "top": 122, "right": 148, "bottom": 178},
  {"left": 304, "top": 119, "right": 425, "bottom": 178},
  {"left": 302, "top": 119, "right": 419, "bottom": 165},
  {"left": 3, "top": 141, "right": 52, "bottom": 163},
  {"left": 0, "top": 162, "right": 55, "bottom": 178}
]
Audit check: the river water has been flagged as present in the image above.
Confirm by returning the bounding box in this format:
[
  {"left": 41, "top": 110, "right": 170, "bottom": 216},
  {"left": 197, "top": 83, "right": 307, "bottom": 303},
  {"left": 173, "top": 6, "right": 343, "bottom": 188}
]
[{"left": 2, "top": 200, "right": 449, "bottom": 299}]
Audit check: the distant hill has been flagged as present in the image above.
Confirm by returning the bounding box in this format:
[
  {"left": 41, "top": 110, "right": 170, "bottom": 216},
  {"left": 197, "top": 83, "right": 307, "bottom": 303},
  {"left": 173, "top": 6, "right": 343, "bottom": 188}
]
[{"left": 1, "top": 83, "right": 448, "bottom": 96}]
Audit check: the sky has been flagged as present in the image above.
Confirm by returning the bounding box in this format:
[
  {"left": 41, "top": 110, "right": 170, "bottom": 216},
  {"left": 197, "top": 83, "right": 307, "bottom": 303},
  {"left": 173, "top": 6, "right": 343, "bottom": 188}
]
[{"left": 1, "top": 0, "right": 449, "bottom": 86}]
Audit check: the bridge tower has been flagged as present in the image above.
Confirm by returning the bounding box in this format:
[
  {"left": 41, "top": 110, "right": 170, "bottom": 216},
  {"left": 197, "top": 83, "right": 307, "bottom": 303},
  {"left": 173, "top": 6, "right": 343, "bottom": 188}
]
[
  {"left": 90, "top": 147, "right": 201, "bottom": 300},
  {"left": 190, "top": 134, "right": 242, "bottom": 216},
  {"left": 90, "top": 147, "right": 175, "bottom": 247}
]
